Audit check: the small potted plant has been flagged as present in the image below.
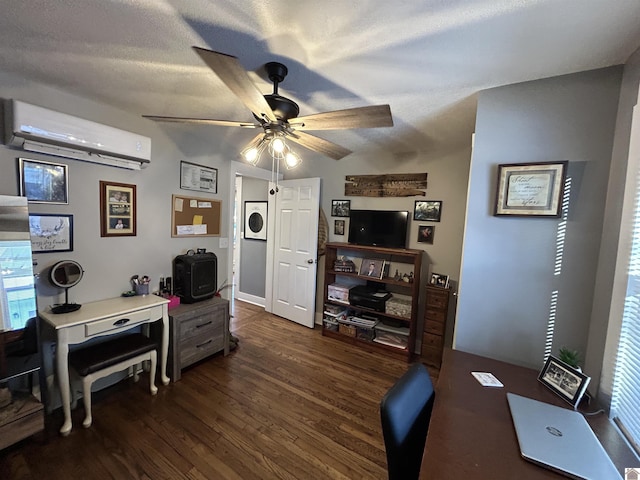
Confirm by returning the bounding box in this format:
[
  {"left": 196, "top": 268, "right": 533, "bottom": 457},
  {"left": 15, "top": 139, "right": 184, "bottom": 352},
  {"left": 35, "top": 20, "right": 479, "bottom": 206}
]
[{"left": 558, "top": 347, "right": 581, "bottom": 370}]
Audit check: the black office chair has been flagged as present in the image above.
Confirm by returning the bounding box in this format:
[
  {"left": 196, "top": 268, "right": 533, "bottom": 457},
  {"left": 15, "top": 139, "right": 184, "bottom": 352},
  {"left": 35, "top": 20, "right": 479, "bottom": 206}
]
[{"left": 380, "top": 363, "right": 435, "bottom": 480}]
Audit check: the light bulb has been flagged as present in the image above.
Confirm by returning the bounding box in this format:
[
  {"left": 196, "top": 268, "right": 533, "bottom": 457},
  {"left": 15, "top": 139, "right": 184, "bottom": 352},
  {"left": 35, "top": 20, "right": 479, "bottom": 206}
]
[
  {"left": 243, "top": 147, "right": 259, "bottom": 163},
  {"left": 285, "top": 151, "right": 301, "bottom": 169},
  {"left": 271, "top": 137, "right": 285, "bottom": 153}
]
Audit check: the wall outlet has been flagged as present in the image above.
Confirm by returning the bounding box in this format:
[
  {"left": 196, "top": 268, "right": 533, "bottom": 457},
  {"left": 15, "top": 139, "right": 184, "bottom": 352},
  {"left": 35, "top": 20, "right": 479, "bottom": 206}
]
[{"left": 219, "top": 237, "right": 229, "bottom": 248}]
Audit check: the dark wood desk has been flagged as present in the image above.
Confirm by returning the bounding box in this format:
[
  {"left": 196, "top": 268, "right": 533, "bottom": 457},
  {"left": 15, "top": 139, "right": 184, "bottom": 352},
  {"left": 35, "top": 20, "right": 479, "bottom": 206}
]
[{"left": 421, "top": 348, "right": 636, "bottom": 479}]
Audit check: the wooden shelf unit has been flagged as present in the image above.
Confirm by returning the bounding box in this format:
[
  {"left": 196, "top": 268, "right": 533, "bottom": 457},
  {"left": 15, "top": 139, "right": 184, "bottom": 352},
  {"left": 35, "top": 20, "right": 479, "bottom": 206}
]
[{"left": 322, "top": 242, "right": 423, "bottom": 362}]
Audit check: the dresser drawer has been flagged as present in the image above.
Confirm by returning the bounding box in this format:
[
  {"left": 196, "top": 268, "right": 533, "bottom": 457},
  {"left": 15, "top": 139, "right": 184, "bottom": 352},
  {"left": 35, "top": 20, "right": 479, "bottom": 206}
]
[
  {"left": 421, "top": 344, "right": 444, "bottom": 367},
  {"left": 179, "top": 311, "right": 226, "bottom": 341},
  {"left": 424, "top": 319, "right": 445, "bottom": 335},
  {"left": 422, "top": 332, "right": 443, "bottom": 349},
  {"left": 85, "top": 305, "right": 162, "bottom": 337},
  {"left": 179, "top": 330, "right": 224, "bottom": 367},
  {"left": 425, "top": 308, "right": 446, "bottom": 323},
  {"left": 422, "top": 333, "right": 444, "bottom": 366},
  {"left": 426, "top": 290, "right": 449, "bottom": 309}
]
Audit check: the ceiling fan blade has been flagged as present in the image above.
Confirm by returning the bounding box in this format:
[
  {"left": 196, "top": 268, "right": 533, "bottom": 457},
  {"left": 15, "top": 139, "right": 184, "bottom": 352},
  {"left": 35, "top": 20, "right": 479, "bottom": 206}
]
[
  {"left": 192, "top": 47, "right": 277, "bottom": 123},
  {"left": 287, "top": 131, "right": 352, "bottom": 160},
  {"left": 291, "top": 105, "right": 393, "bottom": 131},
  {"left": 142, "top": 115, "right": 259, "bottom": 128}
]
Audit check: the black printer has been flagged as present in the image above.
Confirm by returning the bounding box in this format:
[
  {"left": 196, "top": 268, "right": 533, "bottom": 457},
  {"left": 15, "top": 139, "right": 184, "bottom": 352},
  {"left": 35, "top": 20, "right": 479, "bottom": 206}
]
[{"left": 349, "top": 285, "right": 391, "bottom": 312}]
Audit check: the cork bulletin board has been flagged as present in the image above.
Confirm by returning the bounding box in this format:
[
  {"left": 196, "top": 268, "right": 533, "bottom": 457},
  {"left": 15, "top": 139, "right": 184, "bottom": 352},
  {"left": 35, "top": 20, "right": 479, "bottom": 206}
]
[{"left": 171, "top": 194, "right": 221, "bottom": 237}]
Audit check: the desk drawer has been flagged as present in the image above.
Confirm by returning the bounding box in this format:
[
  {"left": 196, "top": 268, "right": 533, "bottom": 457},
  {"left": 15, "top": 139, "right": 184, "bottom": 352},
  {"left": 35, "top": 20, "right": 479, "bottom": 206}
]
[{"left": 85, "top": 305, "right": 162, "bottom": 337}]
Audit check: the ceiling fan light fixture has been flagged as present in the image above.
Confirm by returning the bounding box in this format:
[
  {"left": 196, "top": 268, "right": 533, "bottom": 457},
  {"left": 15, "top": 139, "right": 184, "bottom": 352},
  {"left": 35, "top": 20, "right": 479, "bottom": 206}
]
[
  {"left": 241, "top": 136, "right": 267, "bottom": 165},
  {"left": 284, "top": 151, "right": 301, "bottom": 170},
  {"left": 270, "top": 136, "right": 286, "bottom": 154}
]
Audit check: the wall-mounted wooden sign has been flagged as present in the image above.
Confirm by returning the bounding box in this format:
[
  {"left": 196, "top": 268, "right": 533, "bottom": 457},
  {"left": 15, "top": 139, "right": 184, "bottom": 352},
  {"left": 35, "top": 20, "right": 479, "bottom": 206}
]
[{"left": 345, "top": 173, "right": 428, "bottom": 197}]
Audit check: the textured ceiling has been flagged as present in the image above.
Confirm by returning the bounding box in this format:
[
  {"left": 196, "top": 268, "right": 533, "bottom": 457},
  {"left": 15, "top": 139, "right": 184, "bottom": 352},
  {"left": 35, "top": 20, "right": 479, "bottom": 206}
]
[{"left": 1, "top": 0, "right": 640, "bottom": 159}]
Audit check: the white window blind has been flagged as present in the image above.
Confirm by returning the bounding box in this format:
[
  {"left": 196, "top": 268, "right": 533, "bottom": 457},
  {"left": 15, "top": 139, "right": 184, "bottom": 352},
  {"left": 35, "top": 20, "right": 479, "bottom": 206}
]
[
  {"left": 610, "top": 98, "right": 640, "bottom": 455},
  {"left": 610, "top": 196, "right": 640, "bottom": 453}
]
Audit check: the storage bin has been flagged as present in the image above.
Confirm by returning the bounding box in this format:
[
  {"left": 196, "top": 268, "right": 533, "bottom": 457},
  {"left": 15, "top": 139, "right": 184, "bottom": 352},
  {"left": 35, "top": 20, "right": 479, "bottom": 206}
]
[
  {"left": 373, "top": 321, "right": 409, "bottom": 349},
  {"left": 324, "top": 303, "right": 346, "bottom": 315},
  {"left": 338, "top": 323, "right": 357, "bottom": 337},
  {"left": 386, "top": 294, "right": 412, "bottom": 318},
  {"left": 328, "top": 283, "right": 352, "bottom": 303},
  {"left": 323, "top": 317, "right": 339, "bottom": 332},
  {"left": 356, "top": 326, "right": 375, "bottom": 341}
]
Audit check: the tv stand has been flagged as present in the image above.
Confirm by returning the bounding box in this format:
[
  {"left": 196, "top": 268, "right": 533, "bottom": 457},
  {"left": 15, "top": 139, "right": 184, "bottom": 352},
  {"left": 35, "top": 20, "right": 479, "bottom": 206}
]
[{"left": 322, "top": 242, "right": 423, "bottom": 362}]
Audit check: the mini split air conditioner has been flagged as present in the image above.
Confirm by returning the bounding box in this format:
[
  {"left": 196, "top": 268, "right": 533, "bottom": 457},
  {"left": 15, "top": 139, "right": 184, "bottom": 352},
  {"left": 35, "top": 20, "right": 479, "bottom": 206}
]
[{"left": 4, "top": 100, "right": 151, "bottom": 170}]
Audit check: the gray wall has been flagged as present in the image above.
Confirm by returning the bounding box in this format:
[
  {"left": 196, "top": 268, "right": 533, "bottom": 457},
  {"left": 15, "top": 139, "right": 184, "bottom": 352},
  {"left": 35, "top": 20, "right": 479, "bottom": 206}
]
[
  {"left": 456, "top": 67, "right": 623, "bottom": 369},
  {"left": 0, "top": 71, "right": 232, "bottom": 309},
  {"left": 238, "top": 176, "right": 268, "bottom": 299}
]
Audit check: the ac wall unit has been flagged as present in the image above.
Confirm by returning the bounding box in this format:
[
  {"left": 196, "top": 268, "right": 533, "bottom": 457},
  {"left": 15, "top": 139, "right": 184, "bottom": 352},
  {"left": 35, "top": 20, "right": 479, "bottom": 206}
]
[{"left": 4, "top": 100, "right": 151, "bottom": 170}]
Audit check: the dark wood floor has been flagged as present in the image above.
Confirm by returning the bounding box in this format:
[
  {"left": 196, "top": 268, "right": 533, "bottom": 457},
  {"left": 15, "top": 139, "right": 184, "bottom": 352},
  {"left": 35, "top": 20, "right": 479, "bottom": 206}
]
[{"left": 1, "top": 301, "right": 436, "bottom": 479}]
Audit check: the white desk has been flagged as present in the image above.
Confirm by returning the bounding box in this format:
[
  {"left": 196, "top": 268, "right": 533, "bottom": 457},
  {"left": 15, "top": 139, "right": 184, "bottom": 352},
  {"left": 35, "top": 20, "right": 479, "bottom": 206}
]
[{"left": 39, "top": 295, "right": 170, "bottom": 435}]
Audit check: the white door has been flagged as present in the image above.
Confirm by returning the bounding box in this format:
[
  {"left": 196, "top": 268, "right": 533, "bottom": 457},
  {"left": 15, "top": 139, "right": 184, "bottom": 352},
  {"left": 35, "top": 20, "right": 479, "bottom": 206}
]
[{"left": 268, "top": 178, "right": 321, "bottom": 328}]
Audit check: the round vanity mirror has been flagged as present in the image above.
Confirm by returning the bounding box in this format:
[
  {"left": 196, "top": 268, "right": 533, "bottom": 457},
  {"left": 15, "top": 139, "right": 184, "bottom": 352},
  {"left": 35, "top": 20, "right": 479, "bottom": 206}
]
[{"left": 49, "top": 260, "right": 84, "bottom": 314}]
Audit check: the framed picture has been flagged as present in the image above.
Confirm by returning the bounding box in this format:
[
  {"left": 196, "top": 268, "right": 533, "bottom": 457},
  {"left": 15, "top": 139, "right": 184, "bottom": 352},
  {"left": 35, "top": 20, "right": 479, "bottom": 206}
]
[
  {"left": 331, "top": 200, "right": 350, "bottom": 217},
  {"left": 334, "top": 219, "right": 345, "bottom": 236},
  {"left": 495, "top": 161, "right": 568, "bottom": 217},
  {"left": 359, "top": 258, "right": 385, "bottom": 279},
  {"left": 180, "top": 160, "right": 218, "bottom": 194},
  {"left": 28, "top": 214, "right": 73, "bottom": 253},
  {"left": 18, "top": 158, "right": 69, "bottom": 204},
  {"left": 244, "top": 201, "right": 267, "bottom": 241},
  {"left": 414, "top": 200, "right": 442, "bottom": 222},
  {"left": 538, "top": 355, "right": 590, "bottom": 408},
  {"left": 430, "top": 272, "right": 449, "bottom": 288},
  {"left": 99, "top": 181, "right": 136, "bottom": 237},
  {"left": 417, "top": 225, "right": 435, "bottom": 244}
]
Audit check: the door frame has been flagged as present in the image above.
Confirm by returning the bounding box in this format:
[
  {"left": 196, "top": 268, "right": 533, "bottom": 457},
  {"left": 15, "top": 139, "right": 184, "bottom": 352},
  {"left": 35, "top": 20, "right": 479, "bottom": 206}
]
[{"left": 226, "top": 161, "right": 281, "bottom": 309}]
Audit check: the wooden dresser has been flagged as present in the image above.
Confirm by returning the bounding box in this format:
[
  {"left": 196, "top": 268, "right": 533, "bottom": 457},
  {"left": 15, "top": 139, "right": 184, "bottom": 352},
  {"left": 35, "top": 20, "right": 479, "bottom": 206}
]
[
  {"left": 421, "top": 285, "right": 450, "bottom": 368},
  {"left": 168, "top": 296, "right": 230, "bottom": 381}
]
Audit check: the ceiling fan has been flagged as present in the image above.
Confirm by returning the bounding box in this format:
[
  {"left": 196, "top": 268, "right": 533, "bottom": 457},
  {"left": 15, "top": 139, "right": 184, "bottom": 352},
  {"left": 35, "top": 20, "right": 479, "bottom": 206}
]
[{"left": 143, "top": 47, "right": 394, "bottom": 162}]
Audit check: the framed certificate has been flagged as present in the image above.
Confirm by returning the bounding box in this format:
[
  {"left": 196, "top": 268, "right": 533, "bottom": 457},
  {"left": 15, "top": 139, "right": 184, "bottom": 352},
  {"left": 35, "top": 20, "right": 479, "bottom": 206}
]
[
  {"left": 180, "top": 161, "right": 217, "bottom": 194},
  {"left": 494, "top": 161, "right": 568, "bottom": 217}
]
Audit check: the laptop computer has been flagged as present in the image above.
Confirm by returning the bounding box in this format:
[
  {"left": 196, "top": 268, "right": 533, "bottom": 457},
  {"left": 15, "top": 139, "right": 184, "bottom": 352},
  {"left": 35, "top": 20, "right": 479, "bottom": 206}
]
[{"left": 506, "top": 393, "right": 621, "bottom": 479}]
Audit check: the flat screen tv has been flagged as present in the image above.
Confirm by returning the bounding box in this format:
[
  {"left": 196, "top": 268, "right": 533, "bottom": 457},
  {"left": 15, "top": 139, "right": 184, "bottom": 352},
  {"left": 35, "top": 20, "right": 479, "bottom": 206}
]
[{"left": 348, "top": 210, "right": 409, "bottom": 249}]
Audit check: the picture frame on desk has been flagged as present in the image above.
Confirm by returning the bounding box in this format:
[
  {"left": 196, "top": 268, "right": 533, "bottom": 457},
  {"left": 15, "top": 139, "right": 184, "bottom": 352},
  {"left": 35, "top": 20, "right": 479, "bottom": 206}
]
[
  {"left": 538, "top": 355, "right": 590, "bottom": 408},
  {"left": 430, "top": 272, "right": 449, "bottom": 288},
  {"left": 99, "top": 181, "right": 136, "bottom": 237},
  {"left": 18, "top": 158, "right": 69, "bottom": 204},
  {"left": 28, "top": 213, "right": 73, "bottom": 253}
]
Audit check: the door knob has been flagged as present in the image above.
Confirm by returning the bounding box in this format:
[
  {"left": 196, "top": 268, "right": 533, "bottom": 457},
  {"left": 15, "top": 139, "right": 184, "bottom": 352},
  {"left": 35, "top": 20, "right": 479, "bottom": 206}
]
[{"left": 307, "top": 259, "right": 315, "bottom": 264}]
